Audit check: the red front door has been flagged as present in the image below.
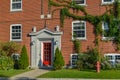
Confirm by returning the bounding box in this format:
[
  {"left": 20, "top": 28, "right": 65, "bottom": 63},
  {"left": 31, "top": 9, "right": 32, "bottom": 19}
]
[{"left": 43, "top": 42, "right": 51, "bottom": 66}]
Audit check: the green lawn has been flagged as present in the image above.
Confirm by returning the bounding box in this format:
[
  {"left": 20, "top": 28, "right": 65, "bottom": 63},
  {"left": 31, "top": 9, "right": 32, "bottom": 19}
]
[
  {"left": 38, "top": 69, "right": 120, "bottom": 79},
  {"left": 0, "top": 69, "right": 30, "bottom": 77}
]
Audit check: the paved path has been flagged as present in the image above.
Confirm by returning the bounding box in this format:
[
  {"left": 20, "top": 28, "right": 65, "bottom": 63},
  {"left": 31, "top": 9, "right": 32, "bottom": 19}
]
[{"left": 9, "top": 69, "right": 50, "bottom": 80}]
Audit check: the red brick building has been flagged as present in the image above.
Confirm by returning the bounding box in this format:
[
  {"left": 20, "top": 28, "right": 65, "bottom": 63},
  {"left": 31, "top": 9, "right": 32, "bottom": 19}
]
[{"left": 0, "top": 0, "right": 120, "bottom": 68}]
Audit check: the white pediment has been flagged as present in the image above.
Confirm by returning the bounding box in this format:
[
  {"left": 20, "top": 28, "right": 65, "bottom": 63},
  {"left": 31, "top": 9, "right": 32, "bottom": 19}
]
[{"left": 29, "top": 28, "right": 63, "bottom": 36}]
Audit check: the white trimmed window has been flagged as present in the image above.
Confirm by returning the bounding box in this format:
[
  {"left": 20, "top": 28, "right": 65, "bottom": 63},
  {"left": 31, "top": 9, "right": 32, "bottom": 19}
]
[
  {"left": 104, "top": 54, "right": 120, "bottom": 65},
  {"left": 11, "top": 53, "right": 20, "bottom": 60},
  {"left": 71, "top": 54, "right": 78, "bottom": 67},
  {"left": 72, "top": 0, "right": 86, "bottom": 5},
  {"left": 102, "top": 22, "right": 115, "bottom": 40},
  {"left": 10, "top": 24, "right": 22, "bottom": 41},
  {"left": 102, "top": 0, "right": 114, "bottom": 4},
  {"left": 72, "top": 21, "right": 86, "bottom": 40},
  {"left": 10, "top": 0, "right": 22, "bottom": 11},
  {"left": 102, "top": 22, "right": 109, "bottom": 39}
]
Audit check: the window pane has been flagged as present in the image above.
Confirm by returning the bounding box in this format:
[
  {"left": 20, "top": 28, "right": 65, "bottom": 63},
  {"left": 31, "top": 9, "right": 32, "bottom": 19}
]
[
  {"left": 104, "top": 22, "right": 109, "bottom": 30},
  {"left": 12, "top": 3, "right": 21, "bottom": 9},
  {"left": 103, "top": 22, "right": 109, "bottom": 37},
  {"left": 106, "top": 55, "right": 113, "bottom": 60},
  {"left": 104, "top": 0, "right": 112, "bottom": 2},
  {"left": 71, "top": 54, "right": 78, "bottom": 66},
  {"left": 13, "top": 0, "right": 21, "bottom": 2},
  {"left": 115, "top": 55, "right": 120, "bottom": 60},
  {"left": 73, "top": 22, "right": 85, "bottom": 38},
  {"left": 72, "top": 55, "right": 78, "bottom": 59},
  {"left": 11, "top": 25, "right": 21, "bottom": 40},
  {"left": 12, "top": 0, "right": 22, "bottom": 10},
  {"left": 73, "top": 0, "right": 84, "bottom": 4}
]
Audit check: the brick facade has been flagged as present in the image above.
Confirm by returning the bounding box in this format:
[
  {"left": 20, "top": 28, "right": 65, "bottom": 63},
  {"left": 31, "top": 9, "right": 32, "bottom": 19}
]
[{"left": 0, "top": 0, "right": 118, "bottom": 66}]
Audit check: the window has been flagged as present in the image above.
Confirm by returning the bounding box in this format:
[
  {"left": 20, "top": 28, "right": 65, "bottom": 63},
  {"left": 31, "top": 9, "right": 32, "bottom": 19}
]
[
  {"left": 11, "top": 0, "right": 22, "bottom": 11},
  {"left": 102, "top": 22, "right": 115, "bottom": 40},
  {"left": 102, "top": 0, "right": 114, "bottom": 4},
  {"left": 11, "top": 53, "right": 20, "bottom": 60},
  {"left": 102, "top": 22, "right": 109, "bottom": 39},
  {"left": 72, "top": 0, "right": 86, "bottom": 5},
  {"left": 72, "top": 21, "right": 86, "bottom": 40},
  {"left": 104, "top": 54, "right": 120, "bottom": 66},
  {"left": 115, "top": 55, "right": 120, "bottom": 63},
  {"left": 10, "top": 24, "right": 22, "bottom": 41},
  {"left": 71, "top": 54, "right": 78, "bottom": 67}
]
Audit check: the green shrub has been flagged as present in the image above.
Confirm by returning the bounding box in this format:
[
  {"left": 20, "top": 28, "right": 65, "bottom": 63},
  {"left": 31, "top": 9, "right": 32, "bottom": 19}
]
[
  {"left": 73, "top": 39, "right": 81, "bottom": 53},
  {"left": 19, "top": 45, "right": 29, "bottom": 69},
  {"left": 76, "top": 53, "right": 89, "bottom": 70},
  {"left": 101, "top": 61, "right": 112, "bottom": 70},
  {"left": 87, "top": 48, "right": 99, "bottom": 65},
  {"left": 100, "top": 56, "right": 110, "bottom": 70},
  {"left": 76, "top": 48, "right": 99, "bottom": 70},
  {"left": 0, "top": 56, "right": 13, "bottom": 70},
  {"left": 0, "top": 41, "right": 20, "bottom": 70},
  {"left": 53, "top": 47, "right": 65, "bottom": 70},
  {"left": 0, "top": 41, "right": 20, "bottom": 56},
  {"left": 115, "top": 64, "right": 120, "bottom": 70}
]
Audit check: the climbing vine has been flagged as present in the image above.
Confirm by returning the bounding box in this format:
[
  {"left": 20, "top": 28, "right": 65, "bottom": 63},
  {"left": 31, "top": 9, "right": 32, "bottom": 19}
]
[{"left": 49, "top": 0, "right": 120, "bottom": 51}]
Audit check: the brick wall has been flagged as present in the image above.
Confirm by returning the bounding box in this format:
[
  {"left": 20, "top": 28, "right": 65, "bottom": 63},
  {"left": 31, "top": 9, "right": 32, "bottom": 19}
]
[{"left": 0, "top": 0, "right": 118, "bottom": 65}]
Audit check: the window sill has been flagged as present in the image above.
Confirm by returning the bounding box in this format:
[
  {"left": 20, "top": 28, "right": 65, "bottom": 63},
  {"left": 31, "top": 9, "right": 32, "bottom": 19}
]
[
  {"left": 101, "top": 2, "right": 114, "bottom": 6},
  {"left": 10, "top": 39, "right": 22, "bottom": 42},
  {"left": 10, "top": 9, "right": 22, "bottom": 12},
  {"left": 76, "top": 4, "right": 87, "bottom": 6},
  {"left": 72, "top": 38, "right": 87, "bottom": 41},
  {"left": 102, "top": 37, "right": 114, "bottom": 41}
]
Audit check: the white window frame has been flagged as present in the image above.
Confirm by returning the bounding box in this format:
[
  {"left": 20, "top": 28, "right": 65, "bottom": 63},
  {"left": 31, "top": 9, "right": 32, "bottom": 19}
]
[
  {"left": 102, "top": 22, "right": 114, "bottom": 40},
  {"left": 72, "top": 21, "right": 86, "bottom": 40},
  {"left": 11, "top": 53, "right": 20, "bottom": 60},
  {"left": 10, "top": 24, "right": 22, "bottom": 41},
  {"left": 72, "top": 0, "right": 86, "bottom": 5},
  {"left": 102, "top": 0, "right": 114, "bottom": 5},
  {"left": 71, "top": 54, "right": 78, "bottom": 67},
  {"left": 10, "top": 0, "right": 22, "bottom": 11},
  {"left": 104, "top": 53, "right": 120, "bottom": 65}
]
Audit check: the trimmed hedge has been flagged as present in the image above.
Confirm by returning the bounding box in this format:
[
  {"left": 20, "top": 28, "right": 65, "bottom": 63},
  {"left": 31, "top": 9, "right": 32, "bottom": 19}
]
[
  {"left": 19, "top": 45, "right": 29, "bottom": 69},
  {"left": 53, "top": 47, "right": 64, "bottom": 70}
]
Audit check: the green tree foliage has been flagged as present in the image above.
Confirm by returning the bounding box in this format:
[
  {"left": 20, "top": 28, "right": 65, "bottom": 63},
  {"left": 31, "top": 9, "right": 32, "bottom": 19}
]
[
  {"left": 100, "top": 57, "right": 112, "bottom": 70},
  {"left": 76, "top": 53, "right": 89, "bottom": 70},
  {"left": 73, "top": 39, "right": 81, "bottom": 53},
  {"left": 76, "top": 48, "right": 99, "bottom": 70},
  {"left": 0, "top": 55, "right": 13, "bottom": 70},
  {"left": 49, "top": 0, "right": 120, "bottom": 50},
  {"left": 53, "top": 47, "right": 65, "bottom": 70},
  {"left": 0, "top": 41, "right": 20, "bottom": 70},
  {"left": 0, "top": 41, "right": 20, "bottom": 56},
  {"left": 19, "top": 45, "right": 29, "bottom": 69}
]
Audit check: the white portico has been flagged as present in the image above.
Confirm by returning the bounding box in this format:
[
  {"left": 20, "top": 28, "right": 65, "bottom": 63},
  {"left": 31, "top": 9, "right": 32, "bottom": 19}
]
[{"left": 29, "top": 27, "right": 62, "bottom": 68}]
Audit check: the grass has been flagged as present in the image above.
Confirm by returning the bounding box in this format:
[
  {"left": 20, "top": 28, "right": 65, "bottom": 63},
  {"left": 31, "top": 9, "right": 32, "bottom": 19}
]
[
  {"left": 0, "top": 69, "right": 30, "bottom": 77},
  {"left": 38, "top": 69, "right": 120, "bottom": 79}
]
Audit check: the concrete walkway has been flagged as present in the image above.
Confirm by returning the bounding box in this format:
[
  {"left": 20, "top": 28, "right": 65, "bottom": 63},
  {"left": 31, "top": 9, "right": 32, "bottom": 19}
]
[{"left": 9, "top": 69, "right": 50, "bottom": 80}]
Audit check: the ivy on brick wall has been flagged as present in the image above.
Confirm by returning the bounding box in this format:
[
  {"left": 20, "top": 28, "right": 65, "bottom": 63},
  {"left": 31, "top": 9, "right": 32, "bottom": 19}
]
[{"left": 49, "top": 0, "right": 120, "bottom": 51}]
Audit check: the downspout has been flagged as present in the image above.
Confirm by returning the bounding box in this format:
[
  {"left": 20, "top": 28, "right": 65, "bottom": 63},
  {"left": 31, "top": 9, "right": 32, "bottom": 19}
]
[{"left": 41, "top": 0, "right": 43, "bottom": 14}]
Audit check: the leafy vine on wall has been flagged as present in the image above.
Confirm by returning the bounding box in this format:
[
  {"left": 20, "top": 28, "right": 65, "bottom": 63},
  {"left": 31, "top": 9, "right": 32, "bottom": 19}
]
[{"left": 49, "top": 0, "right": 120, "bottom": 51}]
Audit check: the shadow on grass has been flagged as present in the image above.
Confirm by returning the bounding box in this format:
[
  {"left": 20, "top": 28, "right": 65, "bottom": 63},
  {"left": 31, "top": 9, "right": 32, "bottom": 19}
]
[
  {"left": 79, "top": 69, "right": 97, "bottom": 73},
  {"left": 0, "top": 77, "right": 37, "bottom": 80},
  {"left": 14, "top": 77, "right": 36, "bottom": 80},
  {"left": 0, "top": 77, "right": 9, "bottom": 80},
  {"left": 0, "top": 75, "right": 9, "bottom": 77}
]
